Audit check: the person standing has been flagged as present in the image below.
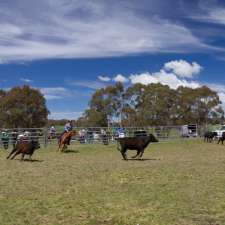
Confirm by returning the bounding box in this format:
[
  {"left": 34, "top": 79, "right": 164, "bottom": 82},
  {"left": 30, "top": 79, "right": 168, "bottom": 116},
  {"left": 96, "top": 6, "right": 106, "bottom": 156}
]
[{"left": 49, "top": 125, "right": 56, "bottom": 139}]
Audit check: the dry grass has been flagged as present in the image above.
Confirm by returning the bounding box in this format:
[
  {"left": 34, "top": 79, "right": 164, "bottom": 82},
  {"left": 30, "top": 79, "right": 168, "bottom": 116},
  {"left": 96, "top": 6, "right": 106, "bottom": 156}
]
[{"left": 0, "top": 139, "right": 225, "bottom": 225}]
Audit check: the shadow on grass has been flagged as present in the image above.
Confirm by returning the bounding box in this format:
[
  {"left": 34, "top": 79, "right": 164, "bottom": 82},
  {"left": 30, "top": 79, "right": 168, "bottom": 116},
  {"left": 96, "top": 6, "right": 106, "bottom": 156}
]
[
  {"left": 63, "top": 149, "right": 79, "bottom": 154},
  {"left": 127, "top": 158, "right": 160, "bottom": 161},
  {"left": 13, "top": 159, "right": 44, "bottom": 162}
]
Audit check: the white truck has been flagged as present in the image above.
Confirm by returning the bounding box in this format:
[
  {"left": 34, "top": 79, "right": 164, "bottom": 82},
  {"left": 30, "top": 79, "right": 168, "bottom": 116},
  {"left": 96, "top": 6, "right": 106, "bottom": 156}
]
[
  {"left": 213, "top": 125, "right": 225, "bottom": 138},
  {"left": 181, "top": 124, "right": 198, "bottom": 138}
]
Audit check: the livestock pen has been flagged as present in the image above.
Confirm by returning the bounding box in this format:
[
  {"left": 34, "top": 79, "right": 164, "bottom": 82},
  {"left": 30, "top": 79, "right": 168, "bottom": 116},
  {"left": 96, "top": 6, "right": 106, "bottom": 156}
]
[{"left": 0, "top": 125, "right": 209, "bottom": 149}]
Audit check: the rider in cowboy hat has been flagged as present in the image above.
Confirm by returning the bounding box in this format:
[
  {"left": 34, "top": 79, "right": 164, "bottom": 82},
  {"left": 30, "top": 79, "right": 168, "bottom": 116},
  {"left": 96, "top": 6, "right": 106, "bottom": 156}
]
[{"left": 61, "top": 120, "right": 73, "bottom": 145}]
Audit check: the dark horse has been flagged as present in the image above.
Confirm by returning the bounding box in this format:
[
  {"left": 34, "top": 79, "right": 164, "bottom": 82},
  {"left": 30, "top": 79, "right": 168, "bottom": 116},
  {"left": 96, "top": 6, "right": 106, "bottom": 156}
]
[{"left": 58, "top": 130, "right": 77, "bottom": 152}]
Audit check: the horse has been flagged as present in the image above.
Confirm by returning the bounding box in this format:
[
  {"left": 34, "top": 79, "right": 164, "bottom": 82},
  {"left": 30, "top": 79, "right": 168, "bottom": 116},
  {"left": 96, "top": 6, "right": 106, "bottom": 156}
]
[{"left": 58, "top": 130, "right": 77, "bottom": 152}]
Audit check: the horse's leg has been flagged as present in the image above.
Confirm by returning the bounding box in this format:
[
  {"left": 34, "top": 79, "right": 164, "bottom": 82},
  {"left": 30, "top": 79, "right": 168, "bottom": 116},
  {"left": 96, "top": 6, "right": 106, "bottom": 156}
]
[
  {"left": 6, "top": 148, "right": 17, "bottom": 159},
  {"left": 60, "top": 144, "right": 65, "bottom": 152},
  {"left": 11, "top": 151, "right": 20, "bottom": 160},
  {"left": 58, "top": 141, "right": 62, "bottom": 152},
  {"left": 58, "top": 135, "right": 62, "bottom": 151}
]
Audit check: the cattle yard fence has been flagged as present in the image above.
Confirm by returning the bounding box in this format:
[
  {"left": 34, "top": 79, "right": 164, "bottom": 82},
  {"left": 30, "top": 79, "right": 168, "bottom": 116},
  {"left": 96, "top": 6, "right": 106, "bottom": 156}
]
[
  {"left": 0, "top": 125, "right": 207, "bottom": 148},
  {"left": 0, "top": 128, "right": 47, "bottom": 149}
]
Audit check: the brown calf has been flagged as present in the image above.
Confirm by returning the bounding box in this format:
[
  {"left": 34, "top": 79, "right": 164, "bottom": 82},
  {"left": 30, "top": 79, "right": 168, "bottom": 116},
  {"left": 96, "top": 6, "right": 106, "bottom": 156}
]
[{"left": 6, "top": 140, "right": 40, "bottom": 160}]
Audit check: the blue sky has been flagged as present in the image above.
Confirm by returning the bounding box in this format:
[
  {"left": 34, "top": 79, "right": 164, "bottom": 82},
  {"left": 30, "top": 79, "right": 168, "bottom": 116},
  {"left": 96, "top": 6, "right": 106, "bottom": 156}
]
[{"left": 1, "top": 0, "right": 225, "bottom": 119}]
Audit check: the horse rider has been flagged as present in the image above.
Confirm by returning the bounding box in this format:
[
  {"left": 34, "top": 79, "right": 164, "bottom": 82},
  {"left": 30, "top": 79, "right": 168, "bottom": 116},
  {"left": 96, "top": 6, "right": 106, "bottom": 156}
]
[
  {"left": 64, "top": 120, "right": 73, "bottom": 133},
  {"left": 60, "top": 120, "right": 73, "bottom": 145},
  {"left": 17, "top": 130, "right": 31, "bottom": 142}
]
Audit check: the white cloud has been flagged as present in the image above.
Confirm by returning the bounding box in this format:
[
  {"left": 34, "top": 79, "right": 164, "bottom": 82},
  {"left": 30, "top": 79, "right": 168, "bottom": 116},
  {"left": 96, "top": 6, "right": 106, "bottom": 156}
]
[
  {"left": 113, "top": 74, "right": 128, "bottom": 83},
  {"left": 206, "top": 84, "right": 225, "bottom": 93},
  {"left": 128, "top": 59, "right": 201, "bottom": 89},
  {"left": 205, "top": 83, "right": 225, "bottom": 110},
  {"left": 205, "top": 8, "right": 225, "bottom": 24},
  {"left": 0, "top": 0, "right": 206, "bottom": 63},
  {"left": 44, "top": 95, "right": 62, "bottom": 100},
  {"left": 128, "top": 65, "right": 225, "bottom": 110},
  {"left": 130, "top": 72, "right": 158, "bottom": 85},
  {"left": 98, "top": 76, "right": 111, "bottom": 82},
  {"left": 2, "top": 86, "right": 73, "bottom": 100},
  {"left": 164, "top": 60, "right": 202, "bottom": 78},
  {"left": 191, "top": 2, "right": 225, "bottom": 25},
  {"left": 39, "top": 87, "right": 71, "bottom": 100},
  {"left": 48, "top": 111, "right": 83, "bottom": 120},
  {"left": 20, "top": 78, "right": 33, "bottom": 83},
  {"left": 130, "top": 70, "right": 200, "bottom": 89},
  {"left": 70, "top": 80, "right": 105, "bottom": 89},
  {"left": 156, "top": 70, "right": 200, "bottom": 89},
  {"left": 218, "top": 92, "right": 225, "bottom": 103},
  {"left": 0, "top": 58, "right": 9, "bottom": 64}
]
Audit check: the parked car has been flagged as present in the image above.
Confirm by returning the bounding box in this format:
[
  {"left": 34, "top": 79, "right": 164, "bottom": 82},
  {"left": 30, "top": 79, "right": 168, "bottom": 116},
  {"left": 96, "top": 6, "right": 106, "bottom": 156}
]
[
  {"left": 213, "top": 125, "right": 225, "bottom": 138},
  {"left": 181, "top": 124, "right": 198, "bottom": 138}
]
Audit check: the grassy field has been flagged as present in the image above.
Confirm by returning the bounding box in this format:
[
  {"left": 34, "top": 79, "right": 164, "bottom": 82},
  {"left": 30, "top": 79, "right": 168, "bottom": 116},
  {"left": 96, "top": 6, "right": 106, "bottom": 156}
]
[{"left": 0, "top": 139, "right": 225, "bottom": 225}]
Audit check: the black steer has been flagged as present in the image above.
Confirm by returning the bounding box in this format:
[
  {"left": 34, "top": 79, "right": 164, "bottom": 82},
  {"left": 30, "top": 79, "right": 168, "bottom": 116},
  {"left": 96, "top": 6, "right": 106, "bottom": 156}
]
[
  {"left": 6, "top": 140, "right": 40, "bottom": 160},
  {"left": 218, "top": 132, "right": 225, "bottom": 145},
  {"left": 117, "top": 134, "right": 158, "bottom": 160},
  {"left": 204, "top": 131, "right": 217, "bottom": 143}
]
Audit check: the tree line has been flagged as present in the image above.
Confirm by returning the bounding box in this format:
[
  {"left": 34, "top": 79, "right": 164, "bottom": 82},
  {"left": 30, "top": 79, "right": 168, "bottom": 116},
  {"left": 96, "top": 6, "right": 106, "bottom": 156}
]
[
  {"left": 77, "top": 82, "right": 224, "bottom": 127},
  {"left": 0, "top": 86, "right": 49, "bottom": 128},
  {"left": 0, "top": 83, "right": 223, "bottom": 128}
]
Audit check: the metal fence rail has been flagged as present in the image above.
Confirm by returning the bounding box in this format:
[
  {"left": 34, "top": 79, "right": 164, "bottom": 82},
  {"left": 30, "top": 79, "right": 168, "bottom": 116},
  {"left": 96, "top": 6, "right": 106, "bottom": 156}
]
[
  {"left": 0, "top": 125, "right": 204, "bottom": 149},
  {"left": 0, "top": 128, "right": 47, "bottom": 149},
  {"left": 48, "top": 125, "right": 198, "bottom": 145}
]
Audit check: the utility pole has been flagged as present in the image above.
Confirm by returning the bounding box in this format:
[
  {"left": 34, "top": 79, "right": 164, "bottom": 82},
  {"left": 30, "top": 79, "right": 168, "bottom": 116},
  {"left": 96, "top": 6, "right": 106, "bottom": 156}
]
[{"left": 107, "top": 115, "right": 110, "bottom": 131}]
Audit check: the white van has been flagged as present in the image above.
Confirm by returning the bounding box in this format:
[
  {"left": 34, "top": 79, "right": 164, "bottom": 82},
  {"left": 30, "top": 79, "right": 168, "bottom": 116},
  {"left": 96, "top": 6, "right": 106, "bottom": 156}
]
[
  {"left": 214, "top": 125, "right": 225, "bottom": 138},
  {"left": 181, "top": 124, "right": 198, "bottom": 137}
]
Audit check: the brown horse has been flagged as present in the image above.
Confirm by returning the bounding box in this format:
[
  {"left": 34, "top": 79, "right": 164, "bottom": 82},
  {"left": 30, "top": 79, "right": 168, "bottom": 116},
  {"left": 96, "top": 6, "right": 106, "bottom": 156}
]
[{"left": 58, "top": 130, "right": 77, "bottom": 152}]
